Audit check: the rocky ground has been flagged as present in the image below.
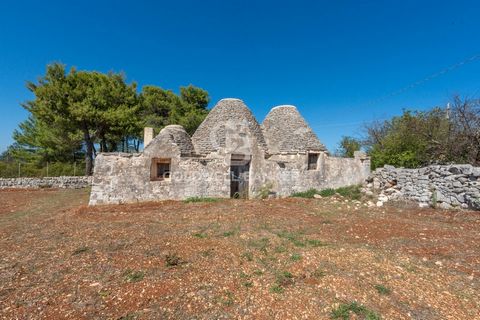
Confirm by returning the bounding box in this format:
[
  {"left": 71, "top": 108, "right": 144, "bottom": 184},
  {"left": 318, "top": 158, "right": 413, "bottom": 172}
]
[{"left": 0, "top": 188, "right": 479, "bottom": 319}]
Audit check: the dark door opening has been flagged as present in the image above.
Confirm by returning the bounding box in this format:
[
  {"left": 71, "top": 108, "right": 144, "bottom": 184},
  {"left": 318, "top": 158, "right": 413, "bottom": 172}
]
[{"left": 230, "top": 154, "right": 251, "bottom": 198}]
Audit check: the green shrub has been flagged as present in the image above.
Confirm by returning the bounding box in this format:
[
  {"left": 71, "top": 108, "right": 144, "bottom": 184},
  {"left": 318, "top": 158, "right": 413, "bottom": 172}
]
[
  {"left": 291, "top": 188, "right": 319, "bottom": 198},
  {"left": 330, "top": 302, "right": 381, "bottom": 320},
  {"left": 374, "top": 284, "right": 391, "bottom": 295},
  {"left": 319, "top": 188, "right": 336, "bottom": 197},
  {"left": 183, "top": 197, "right": 219, "bottom": 203},
  {"left": 123, "top": 270, "right": 145, "bottom": 282},
  {"left": 335, "top": 185, "right": 362, "bottom": 200},
  {"left": 290, "top": 253, "right": 302, "bottom": 261}
]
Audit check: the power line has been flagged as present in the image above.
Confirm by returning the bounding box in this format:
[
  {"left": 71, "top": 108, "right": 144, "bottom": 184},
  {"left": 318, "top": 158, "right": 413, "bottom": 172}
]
[
  {"left": 362, "top": 53, "right": 480, "bottom": 108},
  {"left": 308, "top": 54, "right": 480, "bottom": 130}
]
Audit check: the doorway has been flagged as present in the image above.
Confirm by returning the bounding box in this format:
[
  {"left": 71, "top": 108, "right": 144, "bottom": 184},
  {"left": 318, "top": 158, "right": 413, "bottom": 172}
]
[{"left": 230, "top": 154, "right": 251, "bottom": 198}]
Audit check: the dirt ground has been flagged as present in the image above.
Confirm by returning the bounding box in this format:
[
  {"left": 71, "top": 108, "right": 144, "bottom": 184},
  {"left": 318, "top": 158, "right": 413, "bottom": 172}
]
[{"left": 0, "top": 188, "right": 479, "bottom": 319}]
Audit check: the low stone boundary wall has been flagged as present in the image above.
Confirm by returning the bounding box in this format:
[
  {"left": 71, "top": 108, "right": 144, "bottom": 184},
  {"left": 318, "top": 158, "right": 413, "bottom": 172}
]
[
  {"left": 367, "top": 164, "right": 480, "bottom": 210},
  {"left": 0, "top": 176, "right": 92, "bottom": 189}
]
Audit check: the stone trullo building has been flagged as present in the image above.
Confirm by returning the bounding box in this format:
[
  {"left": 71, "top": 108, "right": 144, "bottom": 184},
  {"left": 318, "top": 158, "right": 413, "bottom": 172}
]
[{"left": 89, "top": 98, "right": 370, "bottom": 205}]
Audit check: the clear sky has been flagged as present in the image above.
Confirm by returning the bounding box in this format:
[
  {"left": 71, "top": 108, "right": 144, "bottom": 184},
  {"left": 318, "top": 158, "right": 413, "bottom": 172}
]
[{"left": 1, "top": 0, "right": 480, "bottom": 153}]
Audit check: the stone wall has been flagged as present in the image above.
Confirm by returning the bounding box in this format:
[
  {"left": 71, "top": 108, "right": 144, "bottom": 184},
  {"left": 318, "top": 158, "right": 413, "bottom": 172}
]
[
  {"left": 89, "top": 153, "right": 230, "bottom": 205},
  {"left": 369, "top": 164, "right": 480, "bottom": 210},
  {"left": 0, "top": 176, "right": 92, "bottom": 189},
  {"left": 251, "top": 151, "right": 371, "bottom": 197}
]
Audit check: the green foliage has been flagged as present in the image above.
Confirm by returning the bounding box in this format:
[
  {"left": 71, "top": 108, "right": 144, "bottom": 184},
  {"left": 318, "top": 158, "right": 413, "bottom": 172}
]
[
  {"left": 123, "top": 270, "right": 145, "bottom": 283},
  {"left": 139, "top": 84, "right": 209, "bottom": 135},
  {"left": 336, "top": 136, "right": 361, "bottom": 157},
  {"left": 290, "top": 253, "right": 302, "bottom": 261},
  {"left": 290, "top": 186, "right": 362, "bottom": 200},
  {"left": 335, "top": 185, "right": 362, "bottom": 200},
  {"left": 291, "top": 188, "right": 319, "bottom": 198},
  {"left": 7, "top": 62, "right": 210, "bottom": 176},
  {"left": 275, "top": 271, "right": 294, "bottom": 287},
  {"left": 193, "top": 232, "right": 208, "bottom": 239},
  {"left": 270, "top": 284, "right": 284, "bottom": 293},
  {"left": 319, "top": 188, "right": 336, "bottom": 197},
  {"left": 330, "top": 302, "right": 381, "bottom": 320},
  {"left": 0, "top": 160, "right": 85, "bottom": 178},
  {"left": 306, "top": 239, "right": 328, "bottom": 247},
  {"left": 313, "top": 268, "right": 326, "bottom": 278},
  {"left": 72, "top": 246, "right": 89, "bottom": 255},
  {"left": 364, "top": 99, "right": 480, "bottom": 168},
  {"left": 183, "top": 197, "right": 219, "bottom": 203},
  {"left": 374, "top": 284, "right": 391, "bottom": 295}
]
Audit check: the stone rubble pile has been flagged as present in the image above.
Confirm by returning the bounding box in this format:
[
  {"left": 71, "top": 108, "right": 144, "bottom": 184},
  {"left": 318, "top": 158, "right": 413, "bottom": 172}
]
[
  {"left": 0, "top": 176, "right": 92, "bottom": 189},
  {"left": 365, "top": 164, "right": 480, "bottom": 210}
]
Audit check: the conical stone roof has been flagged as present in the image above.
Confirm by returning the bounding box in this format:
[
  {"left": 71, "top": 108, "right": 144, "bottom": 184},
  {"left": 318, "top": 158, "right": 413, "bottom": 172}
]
[
  {"left": 262, "top": 105, "right": 326, "bottom": 154},
  {"left": 145, "top": 124, "right": 195, "bottom": 156},
  {"left": 192, "top": 98, "right": 267, "bottom": 155}
]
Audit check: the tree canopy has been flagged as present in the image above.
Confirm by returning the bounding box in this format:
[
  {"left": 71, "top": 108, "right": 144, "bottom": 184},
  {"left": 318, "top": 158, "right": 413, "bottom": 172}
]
[
  {"left": 363, "top": 96, "right": 480, "bottom": 169},
  {"left": 336, "top": 136, "right": 361, "bottom": 158},
  {"left": 6, "top": 63, "right": 210, "bottom": 176}
]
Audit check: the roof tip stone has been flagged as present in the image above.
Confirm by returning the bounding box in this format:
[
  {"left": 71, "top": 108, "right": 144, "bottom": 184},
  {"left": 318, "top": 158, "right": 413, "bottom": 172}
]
[
  {"left": 270, "top": 105, "right": 297, "bottom": 111},
  {"left": 219, "top": 98, "right": 244, "bottom": 103}
]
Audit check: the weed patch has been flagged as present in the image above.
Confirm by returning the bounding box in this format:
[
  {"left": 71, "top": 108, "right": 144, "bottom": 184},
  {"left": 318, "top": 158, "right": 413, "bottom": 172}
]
[
  {"left": 330, "top": 302, "right": 381, "bottom": 320},
  {"left": 319, "top": 188, "right": 336, "bottom": 197},
  {"left": 306, "top": 239, "right": 328, "bottom": 247},
  {"left": 313, "top": 268, "right": 326, "bottom": 278},
  {"left": 291, "top": 189, "right": 319, "bottom": 198},
  {"left": 165, "top": 253, "right": 183, "bottom": 267},
  {"left": 291, "top": 253, "right": 302, "bottom": 261},
  {"left": 275, "top": 271, "right": 294, "bottom": 287},
  {"left": 374, "top": 284, "right": 391, "bottom": 295},
  {"left": 335, "top": 185, "right": 362, "bottom": 200},
  {"left": 223, "top": 230, "right": 235, "bottom": 237},
  {"left": 270, "top": 284, "right": 284, "bottom": 293},
  {"left": 72, "top": 246, "right": 89, "bottom": 255},
  {"left": 193, "top": 232, "right": 208, "bottom": 239},
  {"left": 184, "top": 197, "right": 220, "bottom": 203},
  {"left": 248, "top": 237, "right": 270, "bottom": 253},
  {"left": 242, "top": 252, "right": 254, "bottom": 262},
  {"left": 124, "top": 270, "right": 145, "bottom": 283}
]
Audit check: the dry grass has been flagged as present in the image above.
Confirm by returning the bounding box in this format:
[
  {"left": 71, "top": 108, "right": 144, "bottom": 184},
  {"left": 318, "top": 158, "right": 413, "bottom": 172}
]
[{"left": 0, "top": 188, "right": 479, "bottom": 319}]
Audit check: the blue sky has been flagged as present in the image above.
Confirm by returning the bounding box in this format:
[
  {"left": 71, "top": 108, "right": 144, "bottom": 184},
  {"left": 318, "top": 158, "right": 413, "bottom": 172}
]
[{"left": 1, "top": 0, "right": 480, "bottom": 153}]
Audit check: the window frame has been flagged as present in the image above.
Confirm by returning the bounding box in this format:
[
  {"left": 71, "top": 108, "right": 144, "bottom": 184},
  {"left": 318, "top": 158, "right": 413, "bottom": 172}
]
[
  {"left": 150, "top": 158, "right": 171, "bottom": 181},
  {"left": 307, "top": 152, "right": 319, "bottom": 170}
]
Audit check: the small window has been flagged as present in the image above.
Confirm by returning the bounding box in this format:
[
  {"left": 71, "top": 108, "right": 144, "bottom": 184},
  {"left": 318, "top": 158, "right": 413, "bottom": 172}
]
[
  {"left": 308, "top": 153, "right": 319, "bottom": 170},
  {"left": 151, "top": 158, "right": 171, "bottom": 181}
]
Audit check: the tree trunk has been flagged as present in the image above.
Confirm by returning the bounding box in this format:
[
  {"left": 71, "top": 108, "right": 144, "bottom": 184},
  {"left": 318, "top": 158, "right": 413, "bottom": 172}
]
[{"left": 83, "top": 126, "right": 94, "bottom": 176}]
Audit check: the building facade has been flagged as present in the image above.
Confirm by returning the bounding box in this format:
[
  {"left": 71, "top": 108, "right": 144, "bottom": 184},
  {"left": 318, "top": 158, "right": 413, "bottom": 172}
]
[{"left": 89, "top": 98, "right": 370, "bottom": 205}]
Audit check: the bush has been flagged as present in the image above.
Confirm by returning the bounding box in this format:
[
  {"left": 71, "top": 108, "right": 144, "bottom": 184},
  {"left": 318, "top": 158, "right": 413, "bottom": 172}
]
[
  {"left": 330, "top": 302, "right": 381, "bottom": 320},
  {"left": 183, "top": 197, "right": 220, "bottom": 203},
  {"left": 335, "top": 185, "right": 362, "bottom": 200},
  {"left": 319, "top": 188, "right": 336, "bottom": 197},
  {"left": 290, "top": 186, "right": 362, "bottom": 200},
  {"left": 291, "top": 188, "right": 319, "bottom": 198}
]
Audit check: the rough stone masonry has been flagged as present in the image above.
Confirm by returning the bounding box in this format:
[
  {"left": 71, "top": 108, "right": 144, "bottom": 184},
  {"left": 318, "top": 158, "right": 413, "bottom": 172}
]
[
  {"left": 367, "top": 164, "right": 480, "bottom": 210},
  {"left": 0, "top": 176, "right": 92, "bottom": 189},
  {"left": 89, "top": 98, "right": 371, "bottom": 205}
]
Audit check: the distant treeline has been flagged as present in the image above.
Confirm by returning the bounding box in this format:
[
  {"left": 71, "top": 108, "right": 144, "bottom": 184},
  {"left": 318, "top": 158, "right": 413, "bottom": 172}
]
[
  {"left": 1, "top": 63, "right": 210, "bottom": 176},
  {"left": 336, "top": 96, "right": 480, "bottom": 169}
]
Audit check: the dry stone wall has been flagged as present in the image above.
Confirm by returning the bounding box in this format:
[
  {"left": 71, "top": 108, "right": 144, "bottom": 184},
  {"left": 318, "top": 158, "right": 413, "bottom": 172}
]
[
  {"left": 369, "top": 164, "right": 480, "bottom": 210},
  {"left": 0, "top": 176, "right": 92, "bottom": 189}
]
